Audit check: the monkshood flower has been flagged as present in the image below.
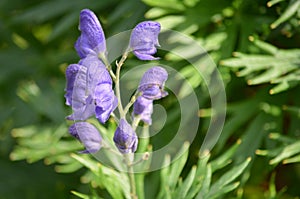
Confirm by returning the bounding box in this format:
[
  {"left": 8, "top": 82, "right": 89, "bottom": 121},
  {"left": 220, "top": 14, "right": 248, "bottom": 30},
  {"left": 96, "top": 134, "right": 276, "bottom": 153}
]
[
  {"left": 138, "top": 66, "right": 168, "bottom": 100},
  {"left": 75, "top": 9, "right": 106, "bottom": 59},
  {"left": 133, "top": 96, "right": 153, "bottom": 125},
  {"left": 65, "top": 55, "right": 117, "bottom": 122},
  {"left": 129, "top": 21, "right": 161, "bottom": 60},
  {"left": 113, "top": 119, "right": 138, "bottom": 153},
  {"left": 69, "top": 122, "right": 102, "bottom": 154}
]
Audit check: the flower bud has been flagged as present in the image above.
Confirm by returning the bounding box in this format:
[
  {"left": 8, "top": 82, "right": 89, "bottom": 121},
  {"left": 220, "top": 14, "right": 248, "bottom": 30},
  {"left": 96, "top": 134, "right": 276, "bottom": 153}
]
[{"left": 113, "top": 119, "right": 138, "bottom": 153}]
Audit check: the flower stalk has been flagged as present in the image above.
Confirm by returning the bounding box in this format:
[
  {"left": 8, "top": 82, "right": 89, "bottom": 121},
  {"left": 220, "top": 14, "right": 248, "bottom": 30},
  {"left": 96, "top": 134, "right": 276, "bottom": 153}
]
[
  {"left": 124, "top": 153, "right": 137, "bottom": 199},
  {"left": 65, "top": 9, "right": 166, "bottom": 199}
]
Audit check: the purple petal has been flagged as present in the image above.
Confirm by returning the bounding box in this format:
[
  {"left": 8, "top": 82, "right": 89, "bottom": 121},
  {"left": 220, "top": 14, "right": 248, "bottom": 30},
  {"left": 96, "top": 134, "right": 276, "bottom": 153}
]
[
  {"left": 75, "top": 9, "right": 106, "bottom": 58},
  {"left": 133, "top": 96, "right": 153, "bottom": 125},
  {"left": 138, "top": 66, "right": 168, "bottom": 100},
  {"left": 133, "top": 50, "right": 160, "bottom": 61},
  {"left": 67, "top": 94, "right": 96, "bottom": 121},
  {"left": 69, "top": 122, "right": 102, "bottom": 154},
  {"left": 129, "top": 21, "right": 161, "bottom": 60},
  {"left": 94, "top": 83, "right": 118, "bottom": 123},
  {"left": 64, "top": 64, "right": 81, "bottom": 106},
  {"left": 113, "top": 119, "right": 138, "bottom": 153},
  {"left": 80, "top": 55, "right": 112, "bottom": 87}
]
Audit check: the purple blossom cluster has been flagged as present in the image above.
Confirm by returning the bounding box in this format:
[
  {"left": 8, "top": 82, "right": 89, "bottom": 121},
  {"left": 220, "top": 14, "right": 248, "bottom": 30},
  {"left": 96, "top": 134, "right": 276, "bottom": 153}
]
[{"left": 64, "top": 9, "right": 167, "bottom": 154}]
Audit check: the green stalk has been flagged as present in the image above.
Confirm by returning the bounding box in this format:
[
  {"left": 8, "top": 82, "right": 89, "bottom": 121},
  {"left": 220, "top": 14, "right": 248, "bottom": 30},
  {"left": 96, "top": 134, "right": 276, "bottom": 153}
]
[{"left": 124, "top": 153, "right": 138, "bottom": 199}]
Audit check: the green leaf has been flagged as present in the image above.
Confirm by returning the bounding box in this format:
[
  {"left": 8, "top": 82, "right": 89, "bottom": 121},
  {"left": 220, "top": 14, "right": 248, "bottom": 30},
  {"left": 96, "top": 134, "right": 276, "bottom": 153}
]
[
  {"left": 269, "top": 140, "right": 300, "bottom": 164},
  {"left": 145, "top": 8, "right": 170, "bottom": 18},
  {"left": 282, "top": 105, "right": 300, "bottom": 118},
  {"left": 185, "top": 152, "right": 210, "bottom": 199},
  {"left": 283, "top": 154, "right": 300, "bottom": 164},
  {"left": 157, "top": 142, "right": 190, "bottom": 199},
  {"left": 142, "top": 0, "right": 185, "bottom": 11},
  {"left": 157, "top": 154, "right": 171, "bottom": 199},
  {"left": 210, "top": 139, "right": 242, "bottom": 172},
  {"left": 168, "top": 142, "right": 190, "bottom": 190},
  {"left": 267, "top": 0, "right": 286, "bottom": 7},
  {"left": 206, "top": 182, "right": 240, "bottom": 199},
  {"left": 54, "top": 161, "right": 83, "bottom": 173},
  {"left": 248, "top": 36, "right": 278, "bottom": 55},
  {"left": 195, "top": 164, "right": 212, "bottom": 198},
  {"left": 221, "top": 39, "right": 300, "bottom": 93},
  {"left": 270, "top": 0, "right": 300, "bottom": 29},
  {"left": 204, "top": 157, "right": 251, "bottom": 198},
  {"left": 173, "top": 166, "right": 197, "bottom": 199},
  {"left": 71, "top": 190, "right": 104, "bottom": 199}
]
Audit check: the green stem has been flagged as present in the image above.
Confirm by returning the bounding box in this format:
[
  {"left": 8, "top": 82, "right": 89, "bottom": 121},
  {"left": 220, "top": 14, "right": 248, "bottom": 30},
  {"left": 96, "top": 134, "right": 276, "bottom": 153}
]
[
  {"left": 102, "top": 50, "right": 137, "bottom": 198},
  {"left": 98, "top": 53, "right": 116, "bottom": 80},
  {"left": 124, "top": 153, "right": 137, "bottom": 199},
  {"left": 115, "top": 61, "right": 124, "bottom": 118},
  {"left": 123, "top": 91, "right": 141, "bottom": 116},
  {"left": 132, "top": 116, "right": 141, "bottom": 131},
  {"left": 115, "top": 52, "right": 129, "bottom": 118}
]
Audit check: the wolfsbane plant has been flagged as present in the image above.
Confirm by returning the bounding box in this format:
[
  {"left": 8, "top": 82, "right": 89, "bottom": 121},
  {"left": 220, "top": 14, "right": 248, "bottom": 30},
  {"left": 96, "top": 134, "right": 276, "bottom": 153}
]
[{"left": 64, "top": 8, "right": 167, "bottom": 198}]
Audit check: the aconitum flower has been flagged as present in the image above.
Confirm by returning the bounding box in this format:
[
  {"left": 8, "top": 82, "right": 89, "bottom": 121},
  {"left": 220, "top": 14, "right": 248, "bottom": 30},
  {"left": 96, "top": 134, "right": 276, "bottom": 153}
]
[
  {"left": 69, "top": 122, "right": 102, "bottom": 153},
  {"left": 138, "top": 66, "right": 168, "bottom": 100},
  {"left": 113, "top": 119, "right": 138, "bottom": 153},
  {"left": 129, "top": 21, "right": 161, "bottom": 60},
  {"left": 65, "top": 55, "right": 117, "bottom": 122},
  {"left": 133, "top": 96, "right": 153, "bottom": 125},
  {"left": 75, "top": 9, "right": 106, "bottom": 59}
]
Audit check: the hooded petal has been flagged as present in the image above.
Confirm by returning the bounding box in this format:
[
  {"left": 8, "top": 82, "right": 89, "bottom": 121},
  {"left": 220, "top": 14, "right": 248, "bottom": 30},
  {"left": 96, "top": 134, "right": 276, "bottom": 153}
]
[
  {"left": 69, "top": 122, "right": 102, "bottom": 153},
  {"left": 113, "top": 119, "right": 138, "bottom": 153},
  {"left": 133, "top": 96, "right": 153, "bottom": 125},
  {"left": 80, "top": 55, "right": 112, "bottom": 89},
  {"left": 94, "top": 83, "right": 118, "bottom": 123},
  {"left": 129, "top": 21, "right": 161, "bottom": 60},
  {"left": 64, "top": 64, "right": 81, "bottom": 106},
  {"left": 75, "top": 9, "right": 106, "bottom": 58},
  {"left": 138, "top": 66, "right": 168, "bottom": 100}
]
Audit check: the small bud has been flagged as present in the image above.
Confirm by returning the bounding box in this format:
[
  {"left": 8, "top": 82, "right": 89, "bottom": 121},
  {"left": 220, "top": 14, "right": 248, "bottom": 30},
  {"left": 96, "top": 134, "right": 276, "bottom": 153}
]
[{"left": 113, "top": 119, "right": 138, "bottom": 153}]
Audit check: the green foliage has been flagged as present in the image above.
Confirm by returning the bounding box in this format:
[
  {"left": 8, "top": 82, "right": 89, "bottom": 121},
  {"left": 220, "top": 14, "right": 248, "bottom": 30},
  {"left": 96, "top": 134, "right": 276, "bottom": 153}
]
[{"left": 221, "top": 36, "right": 300, "bottom": 94}]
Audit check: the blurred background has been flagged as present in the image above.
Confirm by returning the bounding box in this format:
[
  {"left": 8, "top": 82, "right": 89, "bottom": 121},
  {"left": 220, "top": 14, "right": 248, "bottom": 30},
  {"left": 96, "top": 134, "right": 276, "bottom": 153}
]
[{"left": 0, "top": 0, "right": 299, "bottom": 198}]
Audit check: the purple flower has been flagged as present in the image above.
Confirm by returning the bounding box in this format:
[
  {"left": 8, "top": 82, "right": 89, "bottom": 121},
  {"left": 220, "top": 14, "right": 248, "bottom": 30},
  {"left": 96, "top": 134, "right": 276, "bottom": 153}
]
[
  {"left": 65, "top": 56, "right": 117, "bottom": 122},
  {"left": 133, "top": 96, "right": 153, "bottom": 125},
  {"left": 129, "top": 21, "right": 161, "bottom": 60},
  {"left": 138, "top": 66, "right": 168, "bottom": 100},
  {"left": 69, "top": 122, "right": 102, "bottom": 153},
  {"left": 113, "top": 119, "right": 138, "bottom": 153},
  {"left": 75, "top": 9, "right": 106, "bottom": 59}
]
